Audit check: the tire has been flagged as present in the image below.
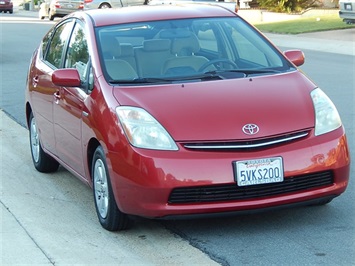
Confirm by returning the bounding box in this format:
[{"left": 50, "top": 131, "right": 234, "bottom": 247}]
[
  {"left": 49, "top": 10, "right": 54, "bottom": 21},
  {"left": 29, "top": 112, "right": 59, "bottom": 173},
  {"left": 92, "top": 146, "right": 130, "bottom": 231},
  {"left": 99, "top": 3, "right": 111, "bottom": 8}
]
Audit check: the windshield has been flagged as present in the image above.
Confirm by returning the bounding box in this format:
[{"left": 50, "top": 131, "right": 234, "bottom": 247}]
[{"left": 96, "top": 17, "right": 293, "bottom": 84}]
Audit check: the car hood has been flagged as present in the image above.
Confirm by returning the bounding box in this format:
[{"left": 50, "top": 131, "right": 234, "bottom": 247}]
[{"left": 113, "top": 71, "right": 316, "bottom": 141}]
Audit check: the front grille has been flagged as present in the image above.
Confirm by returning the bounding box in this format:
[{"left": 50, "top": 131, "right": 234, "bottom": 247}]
[
  {"left": 183, "top": 130, "right": 309, "bottom": 151},
  {"left": 168, "top": 171, "right": 334, "bottom": 204}
]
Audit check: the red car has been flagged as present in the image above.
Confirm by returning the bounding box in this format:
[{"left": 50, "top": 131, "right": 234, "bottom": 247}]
[
  {"left": 25, "top": 5, "right": 350, "bottom": 231},
  {"left": 0, "top": 0, "right": 13, "bottom": 13}
]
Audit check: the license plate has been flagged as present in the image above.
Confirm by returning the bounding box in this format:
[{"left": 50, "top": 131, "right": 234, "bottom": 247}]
[
  {"left": 345, "top": 3, "right": 352, "bottom": 10},
  {"left": 234, "top": 157, "right": 284, "bottom": 186},
  {"left": 0, "top": 1, "right": 5, "bottom": 4}
]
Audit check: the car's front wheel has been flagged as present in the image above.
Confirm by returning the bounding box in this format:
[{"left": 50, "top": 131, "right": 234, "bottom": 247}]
[
  {"left": 92, "top": 146, "right": 131, "bottom": 231},
  {"left": 29, "top": 112, "right": 59, "bottom": 173}
]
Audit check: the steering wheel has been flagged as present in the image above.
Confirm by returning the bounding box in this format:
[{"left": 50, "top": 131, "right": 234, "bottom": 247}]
[{"left": 198, "top": 58, "right": 238, "bottom": 72}]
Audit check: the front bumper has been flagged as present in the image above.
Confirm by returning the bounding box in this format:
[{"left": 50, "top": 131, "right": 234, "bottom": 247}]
[{"left": 107, "top": 127, "right": 350, "bottom": 218}]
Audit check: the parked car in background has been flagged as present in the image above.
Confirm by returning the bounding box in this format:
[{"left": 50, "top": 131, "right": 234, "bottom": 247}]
[
  {"left": 38, "top": 0, "right": 49, "bottom": 19},
  {"left": 0, "top": 0, "right": 13, "bottom": 13},
  {"left": 84, "top": 0, "right": 145, "bottom": 9},
  {"left": 339, "top": 0, "right": 355, "bottom": 24},
  {"left": 26, "top": 4, "right": 350, "bottom": 231},
  {"left": 39, "top": 0, "right": 84, "bottom": 20}
]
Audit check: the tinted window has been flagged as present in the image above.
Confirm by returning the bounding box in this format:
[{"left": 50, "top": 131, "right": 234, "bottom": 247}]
[
  {"left": 41, "top": 29, "right": 53, "bottom": 58},
  {"left": 96, "top": 17, "right": 290, "bottom": 83},
  {"left": 64, "top": 22, "right": 90, "bottom": 81},
  {"left": 45, "top": 20, "right": 74, "bottom": 69}
]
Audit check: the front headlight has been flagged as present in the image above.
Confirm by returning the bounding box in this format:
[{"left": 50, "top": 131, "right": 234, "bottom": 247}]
[
  {"left": 116, "top": 106, "right": 178, "bottom": 151},
  {"left": 311, "top": 88, "right": 342, "bottom": 136}
]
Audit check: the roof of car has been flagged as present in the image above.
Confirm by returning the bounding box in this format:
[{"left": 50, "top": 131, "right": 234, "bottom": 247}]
[{"left": 80, "top": 4, "right": 236, "bottom": 27}]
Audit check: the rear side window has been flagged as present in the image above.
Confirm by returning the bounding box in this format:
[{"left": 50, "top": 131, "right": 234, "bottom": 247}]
[
  {"left": 45, "top": 20, "right": 74, "bottom": 69},
  {"left": 64, "top": 22, "right": 90, "bottom": 81},
  {"left": 41, "top": 29, "right": 53, "bottom": 58}
]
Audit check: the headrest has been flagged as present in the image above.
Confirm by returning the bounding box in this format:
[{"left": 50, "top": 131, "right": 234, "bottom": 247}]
[
  {"left": 143, "top": 39, "right": 171, "bottom": 52},
  {"left": 101, "top": 35, "right": 121, "bottom": 58},
  {"left": 171, "top": 33, "right": 200, "bottom": 55},
  {"left": 157, "top": 29, "right": 200, "bottom": 55},
  {"left": 120, "top": 43, "right": 134, "bottom": 56}
]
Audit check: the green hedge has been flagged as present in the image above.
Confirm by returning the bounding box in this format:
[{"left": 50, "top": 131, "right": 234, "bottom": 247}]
[{"left": 256, "top": 0, "right": 321, "bottom": 13}]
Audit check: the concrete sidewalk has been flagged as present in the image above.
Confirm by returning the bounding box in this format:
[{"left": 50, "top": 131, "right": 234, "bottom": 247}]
[
  {"left": 265, "top": 29, "right": 355, "bottom": 56},
  {"left": 0, "top": 111, "right": 220, "bottom": 266}
]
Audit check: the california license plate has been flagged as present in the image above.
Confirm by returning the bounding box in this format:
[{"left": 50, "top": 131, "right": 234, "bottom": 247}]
[{"left": 234, "top": 157, "right": 284, "bottom": 186}]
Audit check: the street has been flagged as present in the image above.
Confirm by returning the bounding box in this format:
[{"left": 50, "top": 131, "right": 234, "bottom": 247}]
[{"left": 1, "top": 10, "right": 355, "bottom": 266}]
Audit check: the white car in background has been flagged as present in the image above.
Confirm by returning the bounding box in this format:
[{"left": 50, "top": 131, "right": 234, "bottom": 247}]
[
  {"left": 39, "top": 0, "right": 84, "bottom": 20},
  {"left": 83, "top": 0, "right": 145, "bottom": 9},
  {"left": 339, "top": 0, "right": 355, "bottom": 24}
]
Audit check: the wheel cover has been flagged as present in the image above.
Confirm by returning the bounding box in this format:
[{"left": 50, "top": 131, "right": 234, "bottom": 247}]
[
  {"left": 94, "top": 159, "right": 109, "bottom": 219},
  {"left": 30, "top": 118, "right": 40, "bottom": 163},
  {"left": 100, "top": 4, "right": 110, "bottom": 8}
]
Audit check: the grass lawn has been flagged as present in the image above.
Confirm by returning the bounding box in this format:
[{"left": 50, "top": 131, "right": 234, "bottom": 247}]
[{"left": 254, "top": 13, "right": 355, "bottom": 34}]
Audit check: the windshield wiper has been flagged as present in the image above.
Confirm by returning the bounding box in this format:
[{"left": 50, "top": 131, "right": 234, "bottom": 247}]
[
  {"left": 109, "top": 69, "right": 279, "bottom": 84},
  {"left": 109, "top": 77, "right": 177, "bottom": 84},
  {"left": 204, "top": 69, "right": 281, "bottom": 77},
  {"left": 109, "top": 74, "right": 224, "bottom": 84}
]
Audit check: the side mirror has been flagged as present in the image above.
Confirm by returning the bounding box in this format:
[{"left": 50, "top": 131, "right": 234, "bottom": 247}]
[
  {"left": 52, "top": 68, "right": 81, "bottom": 87},
  {"left": 283, "top": 50, "right": 305, "bottom": 67}
]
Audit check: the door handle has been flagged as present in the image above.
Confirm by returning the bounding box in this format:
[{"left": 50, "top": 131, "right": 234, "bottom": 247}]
[
  {"left": 54, "top": 90, "right": 61, "bottom": 104},
  {"left": 32, "top": 76, "right": 39, "bottom": 87}
]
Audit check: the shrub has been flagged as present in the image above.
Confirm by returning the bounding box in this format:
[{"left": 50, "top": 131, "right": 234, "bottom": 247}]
[{"left": 256, "top": 0, "right": 321, "bottom": 13}]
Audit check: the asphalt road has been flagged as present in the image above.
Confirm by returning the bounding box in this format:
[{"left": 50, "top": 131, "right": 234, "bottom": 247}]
[{"left": 1, "top": 10, "right": 354, "bottom": 266}]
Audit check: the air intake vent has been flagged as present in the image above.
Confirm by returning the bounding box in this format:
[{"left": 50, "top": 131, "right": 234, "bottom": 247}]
[{"left": 168, "top": 171, "right": 333, "bottom": 204}]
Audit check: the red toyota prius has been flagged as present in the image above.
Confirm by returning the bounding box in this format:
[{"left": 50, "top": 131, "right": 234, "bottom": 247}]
[{"left": 25, "top": 4, "right": 350, "bottom": 231}]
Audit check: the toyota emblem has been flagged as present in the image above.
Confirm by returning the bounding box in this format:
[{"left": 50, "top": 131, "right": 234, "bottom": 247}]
[{"left": 242, "top": 124, "right": 259, "bottom": 135}]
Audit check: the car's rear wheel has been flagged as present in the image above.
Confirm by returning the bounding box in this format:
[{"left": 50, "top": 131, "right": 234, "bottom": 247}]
[
  {"left": 29, "top": 112, "right": 59, "bottom": 173},
  {"left": 48, "top": 10, "right": 54, "bottom": 21},
  {"left": 92, "top": 146, "right": 130, "bottom": 231}
]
